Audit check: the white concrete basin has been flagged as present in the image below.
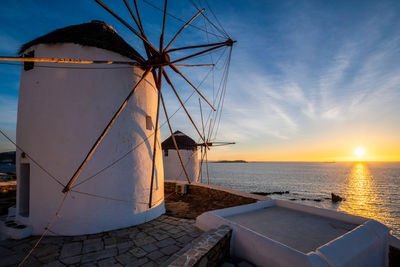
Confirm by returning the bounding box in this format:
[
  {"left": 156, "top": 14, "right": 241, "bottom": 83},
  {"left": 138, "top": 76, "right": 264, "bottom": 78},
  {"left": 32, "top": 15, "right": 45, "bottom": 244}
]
[{"left": 197, "top": 199, "right": 391, "bottom": 267}]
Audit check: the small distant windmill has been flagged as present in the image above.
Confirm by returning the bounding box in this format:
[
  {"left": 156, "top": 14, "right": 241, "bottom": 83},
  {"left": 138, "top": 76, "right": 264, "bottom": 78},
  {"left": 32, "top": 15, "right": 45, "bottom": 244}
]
[{"left": 0, "top": 0, "right": 235, "bottom": 237}]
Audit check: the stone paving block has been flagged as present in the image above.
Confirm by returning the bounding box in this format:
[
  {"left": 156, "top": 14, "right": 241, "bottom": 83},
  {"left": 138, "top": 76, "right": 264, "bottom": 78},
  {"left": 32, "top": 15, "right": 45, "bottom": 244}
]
[
  {"left": 155, "top": 237, "right": 175, "bottom": 248},
  {"left": 72, "top": 235, "right": 87, "bottom": 241},
  {"left": 160, "top": 245, "right": 180, "bottom": 256},
  {"left": 141, "top": 261, "right": 158, "bottom": 267},
  {"left": 176, "top": 235, "right": 194, "bottom": 244},
  {"left": 131, "top": 257, "right": 149, "bottom": 266},
  {"left": 146, "top": 250, "right": 164, "bottom": 261},
  {"left": 169, "top": 232, "right": 185, "bottom": 239},
  {"left": 42, "top": 260, "right": 65, "bottom": 267},
  {"left": 32, "top": 244, "right": 59, "bottom": 258},
  {"left": 104, "top": 237, "right": 117, "bottom": 248},
  {"left": 60, "top": 242, "right": 82, "bottom": 259},
  {"left": 142, "top": 243, "right": 158, "bottom": 253},
  {"left": 116, "top": 241, "right": 133, "bottom": 254},
  {"left": 80, "top": 263, "right": 97, "bottom": 267},
  {"left": 134, "top": 236, "right": 156, "bottom": 247},
  {"left": 115, "top": 252, "right": 138, "bottom": 265},
  {"left": 135, "top": 232, "right": 148, "bottom": 239},
  {"left": 97, "top": 257, "right": 117, "bottom": 267},
  {"left": 155, "top": 255, "right": 170, "bottom": 265},
  {"left": 115, "top": 236, "right": 130, "bottom": 244},
  {"left": 83, "top": 238, "right": 104, "bottom": 253},
  {"left": 38, "top": 252, "right": 60, "bottom": 264},
  {"left": 81, "top": 248, "right": 117, "bottom": 263},
  {"left": 40, "top": 237, "right": 65, "bottom": 245},
  {"left": 148, "top": 230, "right": 169, "bottom": 241},
  {"left": 59, "top": 255, "right": 82, "bottom": 265},
  {"left": 129, "top": 247, "right": 147, "bottom": 257}
]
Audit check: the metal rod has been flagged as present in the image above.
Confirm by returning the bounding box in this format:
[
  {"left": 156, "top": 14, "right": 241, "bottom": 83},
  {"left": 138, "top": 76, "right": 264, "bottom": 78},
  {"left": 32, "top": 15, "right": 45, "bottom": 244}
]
[
  {"left": 166, "top": 40, "right": 235, "bottom": 53},
  {"left": 148, "top": 67, "right": 162, "bottom": 208},
  {"left": 0, "top": 56, "right": 140, "bottom": 65},
  {"left": 169, "top": 64, "right": 216, "bottom": 111},
  {"left": 162, "top": 69, "right": 209, "bottom": 148},
  {"left": 62, "top": 68, "right": 152, "bottom": 193},
  {"left": 171, "top": 44, "right": 226, "bottom": 64},
  {"left": 94, "top": 0, "right": 159, "bottom": 56},
  {"left": 160, "top": 93, "right": 191, "bottom": 184},
  {"left": 164, "top": 8, "right": 205, "bottom": 51}
]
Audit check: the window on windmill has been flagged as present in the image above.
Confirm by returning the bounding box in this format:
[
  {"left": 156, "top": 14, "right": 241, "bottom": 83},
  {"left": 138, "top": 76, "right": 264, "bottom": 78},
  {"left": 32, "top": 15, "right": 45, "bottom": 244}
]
[
  {"left": 146, "top": 115, "right": 152, "bottom": 130},
  {"left": 164, "top": 149, "right": 168, "bottom": 157},
  {"left": 24, "top": 51, "right": 35, "bottom": 71}
]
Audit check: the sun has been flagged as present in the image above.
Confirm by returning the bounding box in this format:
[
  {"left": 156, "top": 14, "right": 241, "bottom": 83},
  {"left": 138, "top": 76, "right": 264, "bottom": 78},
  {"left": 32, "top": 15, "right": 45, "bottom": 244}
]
[{"left": 354, "top": 147, "right": 366, "bottom": 159}]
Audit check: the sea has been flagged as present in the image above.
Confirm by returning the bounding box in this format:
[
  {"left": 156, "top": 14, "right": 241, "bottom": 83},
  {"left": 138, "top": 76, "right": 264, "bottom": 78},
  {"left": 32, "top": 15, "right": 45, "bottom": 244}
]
[{"left": 205, "top": 161, "right": 400, "bottom": 238}]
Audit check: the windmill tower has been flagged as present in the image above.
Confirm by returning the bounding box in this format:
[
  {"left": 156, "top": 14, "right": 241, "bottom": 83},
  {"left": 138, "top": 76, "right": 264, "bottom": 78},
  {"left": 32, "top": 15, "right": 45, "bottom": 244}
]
[
  {"left": 162, "top": 131, "right": 199, "bottom": 182},
  {"left": 15, "top": 21, "right": 164, "bottom": 235}
]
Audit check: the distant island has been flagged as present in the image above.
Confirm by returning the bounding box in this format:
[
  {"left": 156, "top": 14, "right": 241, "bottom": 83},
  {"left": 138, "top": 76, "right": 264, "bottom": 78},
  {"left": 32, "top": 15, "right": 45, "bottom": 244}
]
[{"left": 214, "top": 160, "right": 248, "bottom": 163}]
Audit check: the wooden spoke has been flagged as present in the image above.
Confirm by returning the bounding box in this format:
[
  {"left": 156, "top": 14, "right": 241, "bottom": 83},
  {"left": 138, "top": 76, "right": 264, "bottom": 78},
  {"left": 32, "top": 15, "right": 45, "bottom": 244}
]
[
  {"left": 171, "top": 44, "right": 226, "bottom": 64},
  {"left": 175, "top": 64, "right": 215, "bottom": 67},
  {"left": 199, "top": 146, "right": 204, "bottom": 183},
  {"left": 94, "top": 0, "right": 159, "bottom": 56},
  {"left": 166, "top": 40, "right": 235, "bottom": 53},
  {"left": 199, "top": 98, "right": 210, "bottom": 183},
  {"left": 199, "top": 98, "right": 207, "bottom": 146},
  {"left": 123, "top": 0, "right": 143, "bottom": 36},
  {"left": 160, "top": 93, "right": 191, "bottom": 184},
  {"left": 169, "top": 64, "right": 216, "bottom": 111},
  {"left": 205, "top": 145, "right": 210, "bottom": 184},
  {"left": 0, "top": 56, "right": 140, "bottom": 65},
  {"left": 160, "top": 0, "right": 168, "bottom": 51},
  {"left": 133, "top": 0, "right": 145, "bottom": 34},
  {"left": 162, "top": 69, "right": 209, "bottom": 148},
  {"left": 129, "top": 0, "right": 153, "bottom": 59},
  {"left": 164, "top": 8, "right": 205, "bottom": 51},
  {"left": 148, "top": 67, "right": 162, "bottom": 208},
  {"left": 62, "top": 68, "right": 152, "bottom": 193}
]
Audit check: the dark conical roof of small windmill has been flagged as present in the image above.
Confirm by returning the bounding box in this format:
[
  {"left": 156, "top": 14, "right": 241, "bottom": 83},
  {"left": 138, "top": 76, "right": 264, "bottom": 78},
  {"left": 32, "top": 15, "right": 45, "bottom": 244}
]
[
  {"left": 162, "top": 131, "right": 197, "bottom": 150},
  {"left": 19, "top": 20, "right": 145, "bottom": 63}
]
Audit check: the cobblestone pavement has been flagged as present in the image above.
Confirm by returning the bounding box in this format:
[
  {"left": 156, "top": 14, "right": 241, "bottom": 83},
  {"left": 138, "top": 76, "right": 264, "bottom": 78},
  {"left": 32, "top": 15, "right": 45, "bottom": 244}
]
[{"left": 0, "top": 215, "right": 203, "bottom": 267}]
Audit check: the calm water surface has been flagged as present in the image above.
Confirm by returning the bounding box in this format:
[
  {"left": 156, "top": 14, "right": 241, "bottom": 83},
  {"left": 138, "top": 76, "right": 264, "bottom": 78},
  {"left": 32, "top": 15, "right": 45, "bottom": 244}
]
[{"left": 205, "top": 162, "right": 400, "bottom": 238}]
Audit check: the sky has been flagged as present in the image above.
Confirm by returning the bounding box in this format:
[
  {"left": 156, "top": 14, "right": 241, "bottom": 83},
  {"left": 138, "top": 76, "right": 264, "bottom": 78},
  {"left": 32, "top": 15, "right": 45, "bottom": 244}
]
[{"left": 0, "top": 0, "right": 399, "bottom": 162}]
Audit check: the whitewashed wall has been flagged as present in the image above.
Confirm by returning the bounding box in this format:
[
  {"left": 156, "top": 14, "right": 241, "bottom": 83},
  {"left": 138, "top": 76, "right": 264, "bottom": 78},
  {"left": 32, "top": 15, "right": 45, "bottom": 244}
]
[
  {"left": 16, "top": 43, "right": 164, "bottom": 235},
  {"left": 163, "top": 149, "right": 199, "bottom": 182}
]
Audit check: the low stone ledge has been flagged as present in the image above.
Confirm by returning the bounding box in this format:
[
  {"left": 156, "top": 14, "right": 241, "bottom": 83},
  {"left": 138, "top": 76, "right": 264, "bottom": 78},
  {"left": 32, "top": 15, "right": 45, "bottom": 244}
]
[{"left": 165, "top": 225, "right": 232, "bottom": 267}]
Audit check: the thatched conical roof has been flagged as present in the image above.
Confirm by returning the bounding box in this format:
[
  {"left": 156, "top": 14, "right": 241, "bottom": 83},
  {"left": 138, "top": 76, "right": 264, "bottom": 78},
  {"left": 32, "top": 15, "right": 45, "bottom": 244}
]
[
  {"left": 19, "top": 20, "right": 144, "bottom": 63},
  {"left": 162, "top": 131, "right": 197, "bottom": 151}
]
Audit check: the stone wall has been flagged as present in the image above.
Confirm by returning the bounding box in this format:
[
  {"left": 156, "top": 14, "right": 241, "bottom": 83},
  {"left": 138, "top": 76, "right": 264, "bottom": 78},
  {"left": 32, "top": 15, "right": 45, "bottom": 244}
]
[
  {"left": 165, "top": 182, "right": 258, "bottom": 219},
  {"left": 166, "top": 225, "right": 232, "bottom": 267}
]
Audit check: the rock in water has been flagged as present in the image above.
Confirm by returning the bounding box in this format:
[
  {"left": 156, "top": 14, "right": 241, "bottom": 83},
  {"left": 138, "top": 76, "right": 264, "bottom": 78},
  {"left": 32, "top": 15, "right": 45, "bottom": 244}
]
[{"left": 331, "top": 193, "right": 344, "bottom": 203}]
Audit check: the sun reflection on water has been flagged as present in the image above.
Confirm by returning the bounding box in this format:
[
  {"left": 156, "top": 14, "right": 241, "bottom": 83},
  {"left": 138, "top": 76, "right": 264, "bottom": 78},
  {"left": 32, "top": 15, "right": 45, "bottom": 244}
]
[{"left": 338, "top": 162, "right": 390, "bottom": 225}]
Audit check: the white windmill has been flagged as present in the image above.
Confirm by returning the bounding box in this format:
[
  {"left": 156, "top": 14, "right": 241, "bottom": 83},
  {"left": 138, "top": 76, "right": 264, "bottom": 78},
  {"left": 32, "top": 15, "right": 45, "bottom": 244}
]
[{"left": 0, "top": 0, "right": 235, "bottom": 237}]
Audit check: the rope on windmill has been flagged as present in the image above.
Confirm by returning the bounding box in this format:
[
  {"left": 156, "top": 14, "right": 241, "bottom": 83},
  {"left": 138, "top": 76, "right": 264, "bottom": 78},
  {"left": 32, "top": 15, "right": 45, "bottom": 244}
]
[
  {"left": 0, "top": 129, "right": 65, "bottom": 187},
  {"left": 18, "top": 193, "right": 69, "bottom": 267}
]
